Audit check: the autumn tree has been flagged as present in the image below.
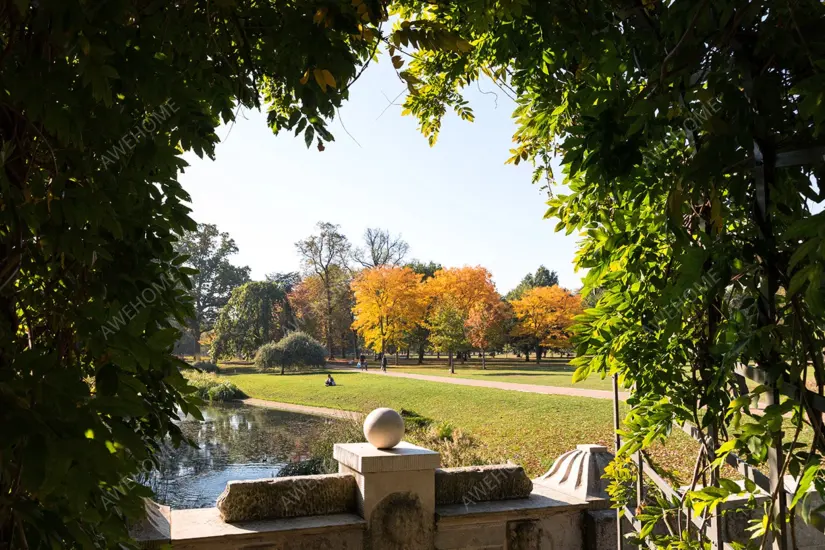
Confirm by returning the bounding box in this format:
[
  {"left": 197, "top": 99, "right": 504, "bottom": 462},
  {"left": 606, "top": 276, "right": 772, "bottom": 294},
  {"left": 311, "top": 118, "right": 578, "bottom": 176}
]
[
  {"left": 288, "top": 267, "right": 354, "bottom": 358},
  {"left": 353, "top": 228, "right": 410, "bottom": 268},
  {"left": 351, "top": 266, "right": 426, "bottom": 362},
  {"left": 466, "top": 301, "right": 512, "bottom": 369},
  {"left": 505, "top": 265, "right": 559, "bottom": 301},
  {"left": 295, "top": 222, "right": 351, "bottom": 358},
  {"left": 511, "top": 286, "right": 581, "bottom": 363},
  {"left": 405, "top": 260, "right": 443, "bottom": 363},
  {"left": 426, "top": 266, "right": 499, "bottom": 372}
]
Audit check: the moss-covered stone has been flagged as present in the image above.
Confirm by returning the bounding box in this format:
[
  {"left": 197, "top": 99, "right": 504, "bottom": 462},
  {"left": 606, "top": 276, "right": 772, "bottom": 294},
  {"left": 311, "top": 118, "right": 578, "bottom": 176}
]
[
  {"left": 216, "top": 473, "right": 357, "bottom": 523},
  {"left": 435, "top": 465, "right": 532, "bottom": 506}
]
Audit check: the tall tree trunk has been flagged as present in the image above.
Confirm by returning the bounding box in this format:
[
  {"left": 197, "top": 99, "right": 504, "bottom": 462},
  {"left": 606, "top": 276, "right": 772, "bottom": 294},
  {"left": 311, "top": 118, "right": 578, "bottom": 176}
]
[
  {"left": 191, "top": 319, "right": 202, "bottom": 362},
  {"left": 281, "top": 363, "right": 285, "bottom": 375},
  {"left": 535, "top": 344, "right": 542, "bottom": 364},
  {"left": 524, "top": 350, "right": 530, "bottom": 362},
  {"left": 449, "top": 351, "right": 454, "bottom": 374},
  {"left": 395, "top": 351, "right": 399, "bottom": 365},
  {"left": 324, "top": 284, "right": 334, "bottom": 359},
  {"left": 351, "top": 328, "right": 358, "bottom": 359},
  {"left": 417, "top": 343, "right": 425, "bottom": 364},
  {"left": 405, "top": 348, "right": 410, "bottom": 360},
  {"left": 481, "top": 349, "right": 486, "bottom": 369},
  {"left": 437, "top": 351, "right": 440, "bottom": 359}
]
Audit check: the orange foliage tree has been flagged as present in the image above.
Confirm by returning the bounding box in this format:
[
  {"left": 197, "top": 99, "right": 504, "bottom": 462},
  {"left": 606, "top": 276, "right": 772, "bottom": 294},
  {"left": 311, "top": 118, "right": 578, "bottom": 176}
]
[
  {"left": 510, "top": 286, "right": 581, "bottom": 363},
  {"left": 425, "top": 266, "right": 500, "bottom": 371},
  {"left": 465, "top": 301, "right": 512, "bottom": 369},
  {"left": 351, "top": 266, "right": 426, "bottom": 360},
  {"left": 288, "top": 268, "right": 354, "bottom": 358}
]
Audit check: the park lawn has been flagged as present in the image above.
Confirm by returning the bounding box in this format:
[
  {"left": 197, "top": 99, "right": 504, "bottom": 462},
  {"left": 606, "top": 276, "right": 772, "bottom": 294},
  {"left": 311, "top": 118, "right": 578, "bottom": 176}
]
[
  {"left": 226, "top": 370, "right": 699, "bottom": 481},
  {"left": 390, "top": 365, "right": 614, "bottom": 391},
  {"left": 326, "top": 356, "right": 616, "bottom": 392}
]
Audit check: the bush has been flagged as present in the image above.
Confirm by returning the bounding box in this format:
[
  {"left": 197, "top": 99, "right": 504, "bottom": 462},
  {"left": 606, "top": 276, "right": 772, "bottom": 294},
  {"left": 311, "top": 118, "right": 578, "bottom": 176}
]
[
  {"left": 253, "top": 332, "right": 325, "bottom": 374},
  {"left": 254, "top": 342, "right": 283, "bottom": 372},
  {"left": 184, "top": 371, "right": 245, "bottom": 401},
  {"left": 280, "top": 331, "right": 327, "bottom": 369},
  {"left": 193, "top": 360, "right": 219, "bottom": 373}
]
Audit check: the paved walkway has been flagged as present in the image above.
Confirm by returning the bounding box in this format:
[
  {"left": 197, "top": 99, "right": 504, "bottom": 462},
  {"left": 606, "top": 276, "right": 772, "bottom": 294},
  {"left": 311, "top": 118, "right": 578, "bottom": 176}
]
[
  {"left": 240, "top": 398, "right": 362, "bottom": 420},
  {"left": 329, "top": 366, "right": 629, "bottom": 401}
]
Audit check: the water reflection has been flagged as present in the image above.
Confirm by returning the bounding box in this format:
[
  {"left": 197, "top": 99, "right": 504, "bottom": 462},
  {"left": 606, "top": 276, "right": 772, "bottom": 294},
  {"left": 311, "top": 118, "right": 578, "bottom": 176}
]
[{"left": 151, "top": 402, "right": 335, "bottom": 509}]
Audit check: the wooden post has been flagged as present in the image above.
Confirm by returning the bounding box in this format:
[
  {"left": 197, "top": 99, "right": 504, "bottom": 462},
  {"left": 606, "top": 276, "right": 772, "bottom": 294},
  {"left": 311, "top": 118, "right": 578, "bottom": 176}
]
[
  {"left": 766, "top": 384, "right": 788, "bottom": 550},
  {"left": 707, "top": 425, "right": 723, "bottom": 548},
  {"left": 613, "top": 373, "right": 623, "bottom": 548},
  {"left": 752, "top": 138, "right": 788, "bottom": 550}
]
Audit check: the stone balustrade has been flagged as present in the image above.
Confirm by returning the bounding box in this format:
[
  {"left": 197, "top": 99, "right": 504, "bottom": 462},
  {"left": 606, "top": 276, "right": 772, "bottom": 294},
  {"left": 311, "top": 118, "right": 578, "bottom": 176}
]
[{"left": 129, "top": 409, "right": 633, "bottom": 549}]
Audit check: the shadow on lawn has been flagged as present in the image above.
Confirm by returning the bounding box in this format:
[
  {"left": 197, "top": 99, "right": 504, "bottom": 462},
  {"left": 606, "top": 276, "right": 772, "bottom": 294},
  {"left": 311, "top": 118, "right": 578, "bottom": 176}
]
[
  {"left": 218, "top": 365, "right": 338, "bottom": 377},
  {"left": 421, "top": 364, "right": 576, "bottom": 374},
  {"left": 467, "top": 372, "right": 576, "bottom": 378}
]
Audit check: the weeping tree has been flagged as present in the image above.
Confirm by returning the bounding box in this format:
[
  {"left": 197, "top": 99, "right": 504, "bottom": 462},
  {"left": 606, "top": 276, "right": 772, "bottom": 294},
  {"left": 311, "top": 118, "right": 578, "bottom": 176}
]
[
  {"left": 392, "top": 0, "right": 825, "bottom": 547},
  {"left": 211, "top": 281, "right": 292, "bottom": 361},
  {"left": 0, "top": 0, "right": 385, "bottom": 546}
]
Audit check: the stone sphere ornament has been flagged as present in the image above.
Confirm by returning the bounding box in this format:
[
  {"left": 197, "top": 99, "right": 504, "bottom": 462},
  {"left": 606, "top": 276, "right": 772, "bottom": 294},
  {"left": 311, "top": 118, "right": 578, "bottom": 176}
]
[{"left": 363, "top": 408, "right": 405, "bottom": 449}]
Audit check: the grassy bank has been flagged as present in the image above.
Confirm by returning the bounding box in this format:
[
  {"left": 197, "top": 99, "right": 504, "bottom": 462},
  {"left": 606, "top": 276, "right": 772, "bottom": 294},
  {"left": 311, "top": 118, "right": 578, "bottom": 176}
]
[{"left": 225, "top": 369, "right": 697, "bottom": 479}]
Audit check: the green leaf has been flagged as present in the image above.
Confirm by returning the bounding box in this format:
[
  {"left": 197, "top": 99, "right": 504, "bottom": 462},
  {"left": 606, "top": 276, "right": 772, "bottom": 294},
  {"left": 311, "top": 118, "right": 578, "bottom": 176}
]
[{"left": 791, "top": 462, "right": 819, "bottom": 509}]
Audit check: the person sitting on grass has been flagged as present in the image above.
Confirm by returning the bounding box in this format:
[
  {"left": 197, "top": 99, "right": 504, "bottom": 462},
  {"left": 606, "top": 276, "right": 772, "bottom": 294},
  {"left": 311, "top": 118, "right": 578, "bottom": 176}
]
[{"left": 325, "top": 374, "right": 336, "bottom": 387}]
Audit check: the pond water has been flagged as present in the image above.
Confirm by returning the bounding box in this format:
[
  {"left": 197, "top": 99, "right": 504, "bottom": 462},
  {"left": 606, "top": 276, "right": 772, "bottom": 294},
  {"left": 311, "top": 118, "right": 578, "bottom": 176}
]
[{"left": 150, "top": 402, "right": 337, "bottom": 509}]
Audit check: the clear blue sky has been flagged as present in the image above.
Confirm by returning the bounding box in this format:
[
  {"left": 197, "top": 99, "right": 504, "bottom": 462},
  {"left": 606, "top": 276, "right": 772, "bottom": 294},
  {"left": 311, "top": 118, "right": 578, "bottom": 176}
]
[{"left": 178, "top": 56, "right": 581, "bottom": 294}]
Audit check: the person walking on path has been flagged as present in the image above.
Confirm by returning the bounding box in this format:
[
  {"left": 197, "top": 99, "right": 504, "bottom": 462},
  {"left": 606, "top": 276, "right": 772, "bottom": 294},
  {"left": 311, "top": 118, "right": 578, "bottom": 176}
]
[
  {"left": 360, "top": 353, "right": 367, "bottom": 371},
  {"left": 381, "top": 353, "right": 388, "bottom": 372}
]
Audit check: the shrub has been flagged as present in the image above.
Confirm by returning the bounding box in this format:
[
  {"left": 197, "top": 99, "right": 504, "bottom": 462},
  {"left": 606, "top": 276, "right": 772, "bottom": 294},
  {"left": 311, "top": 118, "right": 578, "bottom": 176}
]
[
  {"left": 193, "top": 360, "right": 220, "bottom": 373},
  {"left": 277, "top": 331, "right": 326, "bottom": 373},
  {"left": 254, "top": 342, "right": 283, "bottom": 372},
  {"left": 184, "top": 371, "right": 245, "bottom": 402},
  {"left": 406, "top": 424, "right": 490, "bottom": 469}
]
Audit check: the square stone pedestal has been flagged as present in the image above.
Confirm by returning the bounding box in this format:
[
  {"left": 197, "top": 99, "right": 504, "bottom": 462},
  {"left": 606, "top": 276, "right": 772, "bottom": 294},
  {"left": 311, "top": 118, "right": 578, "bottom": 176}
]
[{"left": 333, "top": 441, "right": 440, "bottom": 521}]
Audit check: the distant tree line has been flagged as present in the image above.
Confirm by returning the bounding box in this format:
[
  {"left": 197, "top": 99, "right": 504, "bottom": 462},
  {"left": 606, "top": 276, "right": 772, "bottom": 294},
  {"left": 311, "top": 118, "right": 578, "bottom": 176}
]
[{"left": 173, "top": 222, "right": 581, "bottom": 370}]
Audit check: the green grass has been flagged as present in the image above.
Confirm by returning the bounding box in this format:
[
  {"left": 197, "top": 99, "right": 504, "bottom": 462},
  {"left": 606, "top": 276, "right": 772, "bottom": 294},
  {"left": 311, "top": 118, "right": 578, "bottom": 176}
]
[
  {"left": 331, "top": 356, "right": 616, "bottom": 391},
  {"left": 226, "top": 369, "right": 699, "bottom": 480},
  {"left": 390, "top": 365, "right": 614, "bottom": 391}
]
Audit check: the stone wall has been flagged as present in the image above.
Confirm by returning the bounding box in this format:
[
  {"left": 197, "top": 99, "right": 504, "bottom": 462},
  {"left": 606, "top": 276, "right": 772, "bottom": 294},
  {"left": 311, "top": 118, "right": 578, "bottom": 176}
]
[
  {"left": 133, "top": 451, "right": 595, "bottom": 550},
  {"left": 131, "top": 420, "right": 825, "bottom": 550},
  {"left": 435, "top": 465, "right": 533, "bottom": 506},
  {"left": 216, "top": 473, "right": 357, "bottom": 522}
]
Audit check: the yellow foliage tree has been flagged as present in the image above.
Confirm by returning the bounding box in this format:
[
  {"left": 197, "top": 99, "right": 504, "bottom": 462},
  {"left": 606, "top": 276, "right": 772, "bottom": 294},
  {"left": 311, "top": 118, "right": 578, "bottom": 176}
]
[
  {"left": 351, "top": 266, "right": 426, "bottom": 358},
  {"left": 511, "top": 286, "right": 581, "bottom": 363},
  {"left": 425, "top": 266, "right": 499, "bottom": 314},
  {"left": 425, "top": 266, "right": 500, "bottom": 371}
]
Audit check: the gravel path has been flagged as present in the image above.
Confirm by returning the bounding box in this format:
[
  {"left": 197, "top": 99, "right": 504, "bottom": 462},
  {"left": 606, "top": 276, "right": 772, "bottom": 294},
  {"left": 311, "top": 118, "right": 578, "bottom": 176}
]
[{"left": 328, "top": 366, "right": 629, "bottom": 401}]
